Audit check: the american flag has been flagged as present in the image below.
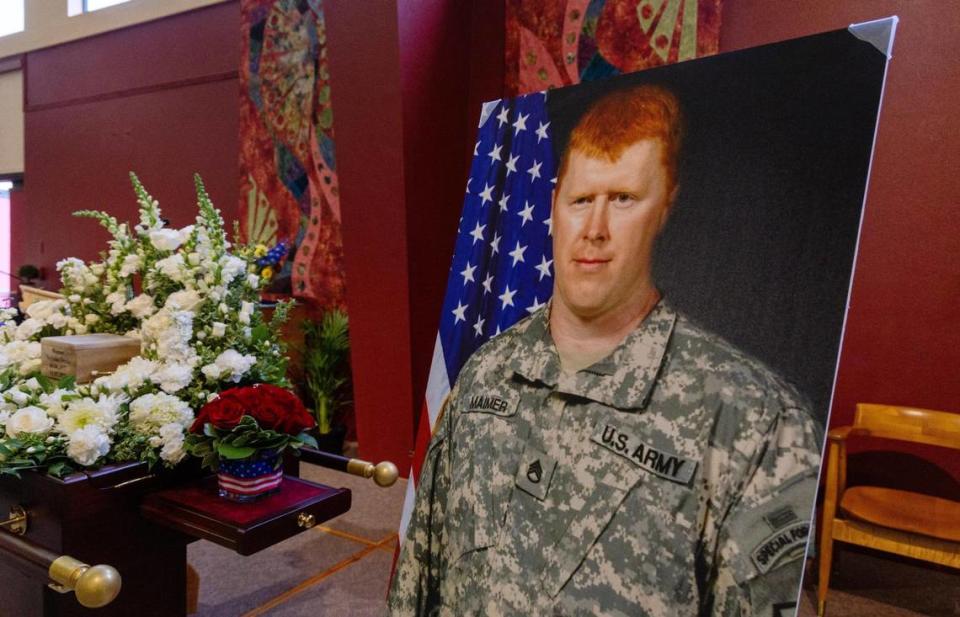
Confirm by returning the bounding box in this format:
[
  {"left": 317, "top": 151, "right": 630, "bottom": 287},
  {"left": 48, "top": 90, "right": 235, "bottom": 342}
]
[
  {"left": 218, "top": 459, "right": 284, "bottom": 496},
  {"left": 397, "top": 91, "right": 557, "bottom": 543}
]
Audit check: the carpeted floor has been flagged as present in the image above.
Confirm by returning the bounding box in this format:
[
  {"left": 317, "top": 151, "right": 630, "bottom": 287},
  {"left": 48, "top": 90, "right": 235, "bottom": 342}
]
[
  {"left": 186, "top": 467, "right": 959, "bottom": 617},
  {"left": 798, "top": 547, "right": 960, "bottom": 617},
  {"left": 189, "top": 462, "right": 405, "bottom": 616}
]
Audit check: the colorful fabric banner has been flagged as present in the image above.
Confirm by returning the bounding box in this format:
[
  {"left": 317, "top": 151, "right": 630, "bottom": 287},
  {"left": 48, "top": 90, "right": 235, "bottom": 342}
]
[
  {"left": 506, "top": 0, "right": 722, "bottom": 95},
  {"left": 239, "top": 0, "right": 346, "bottom": 308}
]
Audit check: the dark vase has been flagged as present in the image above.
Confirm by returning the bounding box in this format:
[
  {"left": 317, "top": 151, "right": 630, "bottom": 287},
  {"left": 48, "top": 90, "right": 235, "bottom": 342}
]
[{"left": 314, "top": 423, "right": 347, "bottom": 455}]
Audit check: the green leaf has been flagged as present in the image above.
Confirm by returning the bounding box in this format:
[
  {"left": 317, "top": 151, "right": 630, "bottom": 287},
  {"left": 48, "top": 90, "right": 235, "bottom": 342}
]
[
  {"left": 57, "top": 375, "right": 77, "bottom": 390},
  {"left": 216, "top": 443, "right": 256, "bottom": 460},
  {"left": 298, "top": 433, "right": 318, "bottom": 449}
]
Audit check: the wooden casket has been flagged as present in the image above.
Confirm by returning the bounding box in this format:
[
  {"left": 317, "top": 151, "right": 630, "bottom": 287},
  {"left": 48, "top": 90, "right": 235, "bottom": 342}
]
[{"left": 0, "top": 457, "right": 352, "bottom": 616}]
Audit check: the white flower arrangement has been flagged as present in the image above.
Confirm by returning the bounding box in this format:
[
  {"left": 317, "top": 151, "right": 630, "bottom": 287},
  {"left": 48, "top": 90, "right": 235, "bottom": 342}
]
[{"left": 0, "top": 173, "right": 293, "bottom": 477}]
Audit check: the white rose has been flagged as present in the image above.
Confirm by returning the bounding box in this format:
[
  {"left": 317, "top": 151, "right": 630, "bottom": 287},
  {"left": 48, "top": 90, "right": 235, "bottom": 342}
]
[
  {"left": 125, "top": 294, "right": 157, "bottom": 318},
  {"left": 85, "top": 314, "right": 100, "bottom": 325},
  {"left": 68, "top": 294, "right": 81, "bottom": 303},
  {"left": 66, "top": 426, "right": 111, "bottom": 466},
  {"left": 19, "top": 358, "right": 41, "bottom": 375},
  {"left": 24, "top": 378, "right": 42, "bottom": 391},
  {"left": 187, "top": 252, "right": 201, "bottom": 266},
  {"left": 5, "top": 406, "right": 54, "bottom": 437},
  {"left": 210, "top": 322, "right": 226, "bottom": 338},
  {"left": 164, "top": 290, "right": 203, "bottom": 312},
  {"left": 246, "top": 274, "right": 260, "bottom": 289},
  {"left": 149, "top": 228, "right": 184, "bottom": 252}
]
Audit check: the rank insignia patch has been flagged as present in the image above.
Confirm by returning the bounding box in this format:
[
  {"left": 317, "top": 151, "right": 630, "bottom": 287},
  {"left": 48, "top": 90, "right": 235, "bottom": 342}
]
[{"left": 515, "top": 446, "right": 556, "bottom": 501}]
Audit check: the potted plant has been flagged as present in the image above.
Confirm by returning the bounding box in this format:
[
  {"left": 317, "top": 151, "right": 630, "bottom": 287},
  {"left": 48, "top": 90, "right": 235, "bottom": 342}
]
[
  {"left": 186, "top": 384, "right": 317, "bottom": 501},
  {"left": 301, "top": 310, "right": 351, "bottom": 453},
  {"left": 16, "top": 264, "right": 40, "bottom": 284}
]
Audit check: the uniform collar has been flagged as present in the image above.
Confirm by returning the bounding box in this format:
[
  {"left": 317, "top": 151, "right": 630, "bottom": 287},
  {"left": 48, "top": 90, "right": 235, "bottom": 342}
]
[{"left": 510, "top": 298, "right": 677, "bottom": 411}]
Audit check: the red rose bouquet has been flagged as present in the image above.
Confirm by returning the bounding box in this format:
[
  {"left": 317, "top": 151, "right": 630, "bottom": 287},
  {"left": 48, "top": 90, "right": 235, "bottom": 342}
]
[{"left": 186, "top": 384, "right": 318, "bottom": 471}]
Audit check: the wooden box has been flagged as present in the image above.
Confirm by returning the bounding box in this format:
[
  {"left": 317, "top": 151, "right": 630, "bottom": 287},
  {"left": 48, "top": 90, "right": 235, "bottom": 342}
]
[{"left": 41, "top": 334, "right": 142, "bottom": 383}]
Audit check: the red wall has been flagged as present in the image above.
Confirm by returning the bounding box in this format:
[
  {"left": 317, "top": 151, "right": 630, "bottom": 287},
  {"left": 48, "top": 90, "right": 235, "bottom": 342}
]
[
  {"left": 17, "top": 2, "right": 239, "bottom": 278},
  {"left": 325, "top": 1, "right": 503, "bottom": 466},
  {"left": 722, "top": 3, "right": 960, "bottom": 479}
]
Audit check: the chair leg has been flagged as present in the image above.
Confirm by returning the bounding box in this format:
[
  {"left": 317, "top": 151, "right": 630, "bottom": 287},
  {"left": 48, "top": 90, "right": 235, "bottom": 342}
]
[{"left": 816, "top": 530, "right": 834, "bottom": 617}]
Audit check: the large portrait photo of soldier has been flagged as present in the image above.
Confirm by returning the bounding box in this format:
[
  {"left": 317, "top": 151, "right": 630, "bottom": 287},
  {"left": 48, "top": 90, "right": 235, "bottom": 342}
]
[{"left": 390, "top": 22, "right": 893, "bottom": 617}]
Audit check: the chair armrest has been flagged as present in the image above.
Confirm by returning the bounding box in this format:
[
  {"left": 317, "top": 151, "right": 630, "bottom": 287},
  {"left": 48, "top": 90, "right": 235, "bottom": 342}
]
[{"left": 827, "top": 426, "right": 856, "bottom": 443}]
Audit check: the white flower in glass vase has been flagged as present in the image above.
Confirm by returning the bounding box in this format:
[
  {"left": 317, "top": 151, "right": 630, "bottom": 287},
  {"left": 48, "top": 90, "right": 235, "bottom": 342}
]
[
  {"left": 126, "top": 294, "right": 157, "bottom": 318},
  {"left": 5, "top": 406, "right": 54, "bottom": 437},
  {"left": 66, "top": 426, "right": 111, "bottom": 466}
]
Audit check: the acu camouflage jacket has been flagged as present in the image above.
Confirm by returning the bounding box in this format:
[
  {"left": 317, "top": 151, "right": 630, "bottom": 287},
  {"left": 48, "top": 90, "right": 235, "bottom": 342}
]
[{"left": 389, "top": 300, "right": 823, "bottom": 616}]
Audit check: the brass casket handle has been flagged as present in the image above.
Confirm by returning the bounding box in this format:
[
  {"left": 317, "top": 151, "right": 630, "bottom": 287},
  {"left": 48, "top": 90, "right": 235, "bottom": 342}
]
[{"left": 0, "top": 505, "right": 122, "bottom": 608}]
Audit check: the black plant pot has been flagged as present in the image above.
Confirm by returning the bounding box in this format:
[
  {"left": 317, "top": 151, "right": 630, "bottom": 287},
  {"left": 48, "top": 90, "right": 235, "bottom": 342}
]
[{"left": 313, "top": 423, "right": 348, "bottom": 455}]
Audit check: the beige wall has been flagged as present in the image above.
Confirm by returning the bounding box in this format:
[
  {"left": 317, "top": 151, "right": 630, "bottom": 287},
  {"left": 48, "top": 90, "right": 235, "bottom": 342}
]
[
  {"left": 0, "top": 70, "right": 23, "bottom": 174},
  {"left": 0, "top": 0, "right": 229, "bottom": 58}
]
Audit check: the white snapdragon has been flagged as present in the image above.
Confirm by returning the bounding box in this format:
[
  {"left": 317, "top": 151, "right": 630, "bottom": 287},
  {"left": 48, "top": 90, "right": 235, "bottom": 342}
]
[
  {"left": 106, "top": 291, "right": 128, "bottom": 315},
  {"left": 5, "top": 406, "right": 54, "bottom": 437},
  {"left": 210, "top": 322, "right": 226, "bottom": 338},
  {"left": 125, "top": 294, "right": 157, "bottom": 318},
  {"left": 149, "top": 228, "right": 184, "bottom": 252},
  {"left": 155, "top": 254, "right": 186, "bottom": 282},
  {"left": 57, "top": 258, "right": 98, "bottom": 292},
  {"left": 246, "top": 274, "right": 260, "bottom": 289},
  {"left": 66, "top": 426, "right": 110, "bottom": 466},
  {"left": 220, "top": 255, "right": 246, "bottom": 283},
  {"left": 239, "top": 301, "right": 255, "bottom": 325},
  {"left": 119, "top": 253, "right": 142, "bottom": 277}
]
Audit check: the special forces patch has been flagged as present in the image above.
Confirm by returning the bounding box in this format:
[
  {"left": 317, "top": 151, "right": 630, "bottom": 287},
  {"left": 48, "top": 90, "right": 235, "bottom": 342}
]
[
  {"left": 750, "top": 521, "right": 811, "bottom": 574},
  {"left": 591, "top": 423, "right": 696, "bottom": 485}
]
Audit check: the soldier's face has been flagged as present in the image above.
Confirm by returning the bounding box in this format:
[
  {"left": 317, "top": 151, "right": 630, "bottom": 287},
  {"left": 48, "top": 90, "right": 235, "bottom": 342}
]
[{"left": 552, "top": 139, "right": 673, "bottom": 321}]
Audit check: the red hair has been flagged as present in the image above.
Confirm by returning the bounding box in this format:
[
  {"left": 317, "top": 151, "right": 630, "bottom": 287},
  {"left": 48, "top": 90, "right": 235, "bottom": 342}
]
[{"left": 558, "top": 84, "right": 683, "bottom": 189}]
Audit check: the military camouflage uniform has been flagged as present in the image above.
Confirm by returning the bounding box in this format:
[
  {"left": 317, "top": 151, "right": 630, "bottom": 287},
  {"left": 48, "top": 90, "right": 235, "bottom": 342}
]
[{"left": 389, "top": 300, "right": 822, "bottom": 616}]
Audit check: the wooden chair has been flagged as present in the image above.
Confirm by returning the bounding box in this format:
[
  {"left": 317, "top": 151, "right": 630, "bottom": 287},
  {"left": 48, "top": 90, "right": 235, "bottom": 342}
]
[{"left": 817, "top": 403, "right": 960, "bottom": 616}]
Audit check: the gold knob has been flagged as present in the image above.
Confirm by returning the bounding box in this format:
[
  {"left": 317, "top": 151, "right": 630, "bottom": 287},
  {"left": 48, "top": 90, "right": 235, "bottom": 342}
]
[
  {"left": 75, "top": 565, "right": 122, "bottom": 608},
  {"left": 49, "top": 556, "right": 122, "bottom": 608},
  {"left": 373, "top": 461, "right": 399, "bottom": 487},
  {"left": 297, "top": 512, "right": 316, "bottom": 529}
]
